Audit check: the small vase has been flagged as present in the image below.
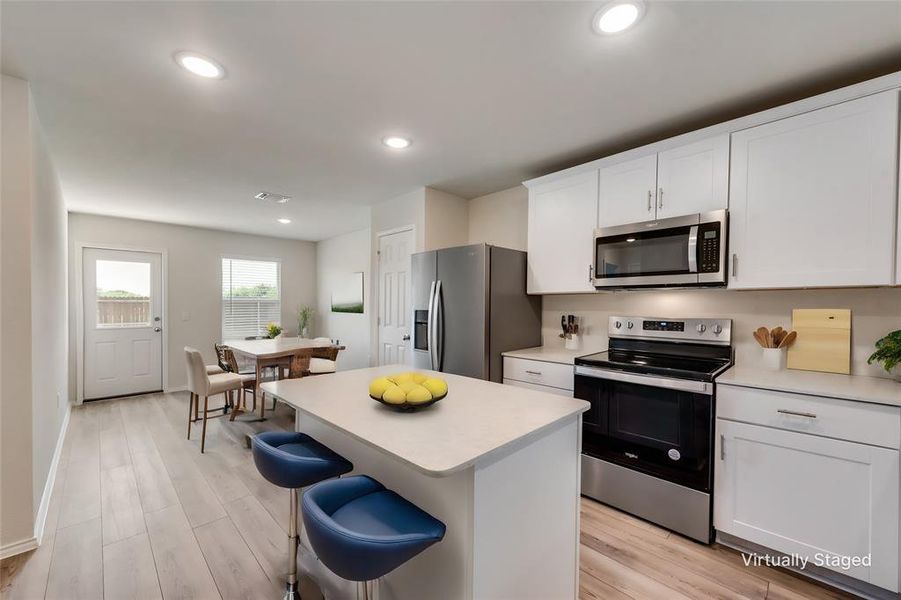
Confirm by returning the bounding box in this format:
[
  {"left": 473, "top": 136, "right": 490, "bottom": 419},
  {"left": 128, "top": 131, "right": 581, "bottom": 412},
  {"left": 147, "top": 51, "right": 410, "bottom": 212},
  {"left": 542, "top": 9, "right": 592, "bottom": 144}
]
[
  {"left": 761, "top": 348, "right": 786, "bottom": 371},
  {"left": 301, "top": 326, "right": 309, "bottom": 339}
]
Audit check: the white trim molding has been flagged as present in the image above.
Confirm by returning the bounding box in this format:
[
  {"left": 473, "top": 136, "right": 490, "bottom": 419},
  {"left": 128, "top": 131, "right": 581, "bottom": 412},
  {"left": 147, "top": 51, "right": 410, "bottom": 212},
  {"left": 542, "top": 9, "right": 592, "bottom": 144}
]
[
  {"left": 33, "top": 402, "right": 71, "bottom": 545},
  {"left": 0, "top": 537, "right": 39, "bottom": 561}
]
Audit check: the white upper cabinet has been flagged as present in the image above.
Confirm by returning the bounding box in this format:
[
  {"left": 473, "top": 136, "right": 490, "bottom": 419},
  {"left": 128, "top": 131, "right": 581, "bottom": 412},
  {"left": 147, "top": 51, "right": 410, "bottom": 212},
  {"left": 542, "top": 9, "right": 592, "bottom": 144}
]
[
  {"left": 597, "top": 154, "right": 657, "bottom": 227},
  {"left": 729, "top": 90, "right": 899, "bottom": 289},
  {"left": 527, "top": 170, "right": 598, "bottom": 294},
  {"left": 656, "top": 134, "right": 729, "bottom": 218},
  {"left": 598, "top": 135, "right": 729, "bottom": 227}
]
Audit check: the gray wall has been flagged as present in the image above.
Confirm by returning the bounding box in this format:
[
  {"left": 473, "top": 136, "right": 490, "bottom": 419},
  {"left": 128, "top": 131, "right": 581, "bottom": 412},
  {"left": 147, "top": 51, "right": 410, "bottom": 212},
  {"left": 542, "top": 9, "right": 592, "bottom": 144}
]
[{"left": 1, "top": 75, "right": 69, "bottom": 550}]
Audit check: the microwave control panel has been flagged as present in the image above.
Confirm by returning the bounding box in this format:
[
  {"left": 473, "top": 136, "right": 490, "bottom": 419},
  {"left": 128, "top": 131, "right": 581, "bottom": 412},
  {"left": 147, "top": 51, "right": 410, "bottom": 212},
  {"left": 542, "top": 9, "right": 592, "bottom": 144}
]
[{"left": 697, "top": 222, "right": 721, "bottom": 273}]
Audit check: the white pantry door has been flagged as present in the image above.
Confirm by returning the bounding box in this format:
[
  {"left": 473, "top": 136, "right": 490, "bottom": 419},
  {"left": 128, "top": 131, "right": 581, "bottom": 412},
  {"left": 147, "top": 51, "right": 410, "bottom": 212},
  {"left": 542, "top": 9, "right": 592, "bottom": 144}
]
[
  {"left": 83, "top": 248, "right": 163, "bottom": 399},
  {"left": 378, "top": 229, "right": 414, "bottom": 366}
]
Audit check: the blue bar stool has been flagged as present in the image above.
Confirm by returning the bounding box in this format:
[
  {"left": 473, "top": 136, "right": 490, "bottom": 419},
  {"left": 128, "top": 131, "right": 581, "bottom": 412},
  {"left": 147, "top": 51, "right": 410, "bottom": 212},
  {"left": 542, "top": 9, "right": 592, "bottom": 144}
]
[
  {"left": 302, "top": 475, "right": 447, "bottom": 600},
  {"left": 252, "top": 431, "right": 353, "bottom": 600}
]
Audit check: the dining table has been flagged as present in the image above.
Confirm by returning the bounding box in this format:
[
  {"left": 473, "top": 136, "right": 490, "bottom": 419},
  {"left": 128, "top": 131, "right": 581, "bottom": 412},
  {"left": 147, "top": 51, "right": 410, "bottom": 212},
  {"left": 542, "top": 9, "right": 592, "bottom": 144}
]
[{"left": 225, "top": 337, "right": 345, "bottom": 420}]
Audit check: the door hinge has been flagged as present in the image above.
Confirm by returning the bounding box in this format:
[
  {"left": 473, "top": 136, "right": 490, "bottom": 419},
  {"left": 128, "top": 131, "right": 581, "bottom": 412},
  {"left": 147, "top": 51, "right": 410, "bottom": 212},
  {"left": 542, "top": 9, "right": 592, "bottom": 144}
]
[{"left": 720, "top": 434, "right": 725, "bottom": 460}]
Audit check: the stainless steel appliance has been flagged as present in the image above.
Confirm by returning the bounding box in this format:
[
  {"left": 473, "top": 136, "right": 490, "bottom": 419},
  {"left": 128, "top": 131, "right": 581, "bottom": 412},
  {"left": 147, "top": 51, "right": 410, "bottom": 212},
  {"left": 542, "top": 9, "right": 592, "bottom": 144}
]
[
  {"left": 576, "top": 316, "right": 733, "bottom": 543},
  {"left": 592, "top": 209, "right": 728, "bottom": 288},
  {"left": 411, "top": 244, "right": 541, "bottom": 381}
]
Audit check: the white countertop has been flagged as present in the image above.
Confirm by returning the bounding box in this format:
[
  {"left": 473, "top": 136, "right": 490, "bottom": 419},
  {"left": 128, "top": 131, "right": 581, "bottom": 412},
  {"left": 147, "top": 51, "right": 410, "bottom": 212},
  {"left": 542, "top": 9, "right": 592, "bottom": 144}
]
[
  {"left": 261, "top": 365, "right": 589, "bottom": 477},
  {"left": 501, "top": 345, "right": 601, "bottom": 365},
  {"left": 718, "top": 366, "right": 901, "bottom": 408}
]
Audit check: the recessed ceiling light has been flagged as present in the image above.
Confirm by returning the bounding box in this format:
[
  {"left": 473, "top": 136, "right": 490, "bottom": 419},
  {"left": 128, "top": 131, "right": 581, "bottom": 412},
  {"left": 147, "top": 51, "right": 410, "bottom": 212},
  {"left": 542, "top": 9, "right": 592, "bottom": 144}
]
[
  {"left": 593, "top": 1, "right": 645, "bottom": 35},
  {"left": 382, "top": 136, "right": 412, "bottom": 150},
  {"left": 277, "top": 218, "right": 292, "bottom": 224},
  {"left": 174, "top": 51, "right": 225, "bottom": 79},
  {"left": 254, "top": 191, "right": 291, "bottom": 204}
]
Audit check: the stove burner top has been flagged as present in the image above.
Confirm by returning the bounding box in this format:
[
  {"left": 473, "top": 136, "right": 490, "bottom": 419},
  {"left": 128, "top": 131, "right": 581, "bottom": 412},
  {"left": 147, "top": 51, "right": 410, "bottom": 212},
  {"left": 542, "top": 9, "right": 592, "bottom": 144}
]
[{"left": 575, "top": 350, "right": 731, "bottom": 382}]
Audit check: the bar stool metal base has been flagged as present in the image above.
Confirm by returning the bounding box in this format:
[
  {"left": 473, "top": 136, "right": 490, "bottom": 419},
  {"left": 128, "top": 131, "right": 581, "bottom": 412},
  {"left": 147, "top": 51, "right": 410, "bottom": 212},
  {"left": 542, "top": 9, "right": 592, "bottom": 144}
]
[
  {"left": 356, "top": 579, "right": 378, "bottom": 600},
  {"left": 287, "top": 488, "right": 301, "bottom": 600},
  {"left": 283, "top": 581, "right": 299, "bottom": 600}
]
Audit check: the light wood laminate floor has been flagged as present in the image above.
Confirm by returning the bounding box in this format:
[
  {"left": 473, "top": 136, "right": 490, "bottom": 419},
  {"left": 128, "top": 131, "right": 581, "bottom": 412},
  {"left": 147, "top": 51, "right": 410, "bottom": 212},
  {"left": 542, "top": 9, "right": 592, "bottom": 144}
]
[{"left": 1, "top": 392, "right": 857, "bottom": 600}]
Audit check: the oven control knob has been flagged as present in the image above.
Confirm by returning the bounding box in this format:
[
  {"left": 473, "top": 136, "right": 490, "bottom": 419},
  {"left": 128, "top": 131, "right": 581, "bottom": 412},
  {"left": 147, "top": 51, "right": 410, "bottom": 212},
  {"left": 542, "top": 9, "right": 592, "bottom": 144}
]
[
  {"left": 713, "top": 324, "right": 723, "bottom": 335},
  {"left": 614, "top": 321, "right": 622, "bottom": 329},
  {"left": 627, "top": 321, "right": 634, "bottom": 329},
  {"left": 696, "top": 324, "right": 707, "bottom": 334}
]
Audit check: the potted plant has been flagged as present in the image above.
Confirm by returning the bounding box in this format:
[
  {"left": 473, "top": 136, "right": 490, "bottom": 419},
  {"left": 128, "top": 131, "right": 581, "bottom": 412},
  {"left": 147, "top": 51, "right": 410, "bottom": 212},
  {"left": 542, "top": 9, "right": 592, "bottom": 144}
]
[
  {"left": 266, "top": 322, "right": 283, "bottom": 339},
  {"left": 867, "top": 330, "right": 901, "bottom": 381},
  {"left": 298, "top": 306, "right": 314, "bottom": 338}
]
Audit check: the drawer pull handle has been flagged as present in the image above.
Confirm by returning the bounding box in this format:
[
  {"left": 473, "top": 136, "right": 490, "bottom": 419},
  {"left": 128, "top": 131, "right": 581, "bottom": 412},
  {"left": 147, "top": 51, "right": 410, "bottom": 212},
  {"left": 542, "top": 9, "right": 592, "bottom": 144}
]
[
  {"left": 525, "top": 370, "right": 542, "bottom": 376},
  {"left": 777, "top": 409, "right": 817, "bottom": 419}
]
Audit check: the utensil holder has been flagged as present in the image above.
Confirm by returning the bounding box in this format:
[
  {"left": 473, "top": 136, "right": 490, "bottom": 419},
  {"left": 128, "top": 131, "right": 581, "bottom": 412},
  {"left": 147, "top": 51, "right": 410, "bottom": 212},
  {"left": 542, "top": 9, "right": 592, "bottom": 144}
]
[
  {"left": 761, "top": 347, "right": 786, "bottom": 371},
  {"left": 565, "top": 334, "right": 581, "bottom": 351}
]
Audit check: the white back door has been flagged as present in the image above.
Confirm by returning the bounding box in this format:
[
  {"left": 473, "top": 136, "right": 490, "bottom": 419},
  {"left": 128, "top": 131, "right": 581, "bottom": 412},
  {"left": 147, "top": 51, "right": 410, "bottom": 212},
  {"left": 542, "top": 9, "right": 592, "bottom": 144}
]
[
  {"left": 377, "top": 229, "right": 414, "bottom": 365},
  {"left": 83, "top": 248, "right": 163, "bottom": 399}
]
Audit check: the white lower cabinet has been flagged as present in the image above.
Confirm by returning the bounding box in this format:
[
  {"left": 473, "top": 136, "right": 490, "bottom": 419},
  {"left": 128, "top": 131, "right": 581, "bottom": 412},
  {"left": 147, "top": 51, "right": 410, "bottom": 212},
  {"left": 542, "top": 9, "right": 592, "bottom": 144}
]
[
  {"left": 714, "top": 392, "right": 900, "bottom": 592},
  {"left": 502, "top": 357, "right": 574, "bottom": 396}
]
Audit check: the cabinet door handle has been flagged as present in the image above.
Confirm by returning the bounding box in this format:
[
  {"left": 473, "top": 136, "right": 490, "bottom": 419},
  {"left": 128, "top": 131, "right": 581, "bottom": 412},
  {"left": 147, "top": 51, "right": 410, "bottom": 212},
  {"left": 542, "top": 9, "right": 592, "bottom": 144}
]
[
  {"left": 720, "top": 434, "right": 725, "bottom": 460},
  {"left": 731, "top": 254, "right": 738, "bottom": 278},
  {"left": 525, "top": 370, "right": 543, "bottom": 376},
  {"left": 647, "top": 190, "right": 653, "bottom": 212},
  {"left": 777, "top": 409, "right": 817, "bottom": 419},
  {"left": 658, "top": 187, "right": 663, "bottom": 209},
  {"left": 588, "top": 264, "right": 593, "bottom": 283}
]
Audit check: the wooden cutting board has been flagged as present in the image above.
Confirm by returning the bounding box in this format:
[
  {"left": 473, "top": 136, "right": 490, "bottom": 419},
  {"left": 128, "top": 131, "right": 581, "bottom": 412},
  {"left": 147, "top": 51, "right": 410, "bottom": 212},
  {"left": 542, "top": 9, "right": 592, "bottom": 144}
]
[{"left": 787, "top": 309, "right": 851, "bottom": 374}]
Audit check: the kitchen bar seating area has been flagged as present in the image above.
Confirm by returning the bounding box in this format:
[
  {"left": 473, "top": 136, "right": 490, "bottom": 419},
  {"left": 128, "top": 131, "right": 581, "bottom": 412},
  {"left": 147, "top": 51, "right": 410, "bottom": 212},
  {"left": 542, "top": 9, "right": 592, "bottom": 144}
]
[{"left": 3, "top": 3, "right": 901, "bottom": 600}]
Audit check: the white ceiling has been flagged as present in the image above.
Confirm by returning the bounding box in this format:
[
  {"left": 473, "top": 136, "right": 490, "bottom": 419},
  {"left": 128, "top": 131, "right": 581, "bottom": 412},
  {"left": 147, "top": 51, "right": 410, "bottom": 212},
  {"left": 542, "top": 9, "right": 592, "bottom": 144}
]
[{"left": 3, "top": 1, "right": 900, "bottom": 241}]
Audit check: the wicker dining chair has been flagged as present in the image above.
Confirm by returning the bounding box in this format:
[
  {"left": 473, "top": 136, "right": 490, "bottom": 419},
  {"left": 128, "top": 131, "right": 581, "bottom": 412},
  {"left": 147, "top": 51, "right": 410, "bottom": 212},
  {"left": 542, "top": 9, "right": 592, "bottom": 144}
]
[
  {"left": 308, "top": 337, "right": 338, "bottom": 375},
  {"left": 215, "top": 343, "right": 257, "bottom": 416}
]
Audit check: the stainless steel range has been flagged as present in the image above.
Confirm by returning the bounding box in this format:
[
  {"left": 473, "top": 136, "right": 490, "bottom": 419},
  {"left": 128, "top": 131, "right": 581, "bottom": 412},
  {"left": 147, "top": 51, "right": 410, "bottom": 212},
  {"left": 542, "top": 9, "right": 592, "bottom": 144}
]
[{"left": 575, "top": 316, "right": 733, "bottom": 543}]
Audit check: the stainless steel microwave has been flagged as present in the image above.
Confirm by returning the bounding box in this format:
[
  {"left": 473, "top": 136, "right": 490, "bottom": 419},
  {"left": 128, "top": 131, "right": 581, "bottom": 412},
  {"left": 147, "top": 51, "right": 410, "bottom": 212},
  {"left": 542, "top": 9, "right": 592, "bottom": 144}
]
[{"left": 592, "top": 209, "right": 727, "bottom": 288}]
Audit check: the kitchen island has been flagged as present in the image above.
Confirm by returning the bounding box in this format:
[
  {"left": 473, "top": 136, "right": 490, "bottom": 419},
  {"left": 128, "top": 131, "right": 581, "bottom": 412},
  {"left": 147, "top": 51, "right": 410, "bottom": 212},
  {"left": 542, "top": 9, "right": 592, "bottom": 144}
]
[{"left": 261, "top": 365, "right": 589, "bottom": 600}]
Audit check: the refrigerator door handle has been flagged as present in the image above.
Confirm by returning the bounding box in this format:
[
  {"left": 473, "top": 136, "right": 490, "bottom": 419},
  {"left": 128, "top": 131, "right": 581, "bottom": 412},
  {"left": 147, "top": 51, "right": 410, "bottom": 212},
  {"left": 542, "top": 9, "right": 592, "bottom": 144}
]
[
  {"left": 426, "top": 280, "right": 436, "bottom": 369},
  {"left": 434, "top": 279, "right": 443, "bottom": 371}
]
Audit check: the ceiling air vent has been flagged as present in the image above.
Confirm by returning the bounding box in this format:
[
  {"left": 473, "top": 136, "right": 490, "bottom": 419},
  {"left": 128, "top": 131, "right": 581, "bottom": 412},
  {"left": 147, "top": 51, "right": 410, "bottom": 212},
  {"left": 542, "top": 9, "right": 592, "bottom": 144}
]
[{"left": 254, "top": 191, "right": 291, "bottom": 204}]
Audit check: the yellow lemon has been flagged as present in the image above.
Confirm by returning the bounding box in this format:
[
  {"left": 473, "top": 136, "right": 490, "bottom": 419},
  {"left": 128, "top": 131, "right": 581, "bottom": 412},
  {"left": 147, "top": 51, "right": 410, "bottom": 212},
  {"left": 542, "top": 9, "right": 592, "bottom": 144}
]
[
  {"left": 392, "top": 372, "right": 414, "bottom": 385},
  {"left": 422, "top": 378, "right": 448, "bottom": 398},
  {"left": 398, "top": 381, "right": 418, "bottom": 394},
  {"left": 406, "top": 385, "right": 433, "bottom": 405},
  {"left": 381, "top": 385, "right": 407, "bottom": 405},
  {"left": 411, "top": 373, "right": 428, "bottom": 384},
  {"left": 368, "top": 378, "right": 396, "bottom": 399}
]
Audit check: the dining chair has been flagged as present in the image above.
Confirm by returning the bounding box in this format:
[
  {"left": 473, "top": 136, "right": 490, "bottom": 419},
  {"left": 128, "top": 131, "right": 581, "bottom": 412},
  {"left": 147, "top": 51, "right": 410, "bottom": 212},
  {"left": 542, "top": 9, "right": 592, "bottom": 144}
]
[
  {"left": 215, "top": 343, "right": 258, "bottom": 417},
  {"left": 184, "top": 347, "right": 243, "bottom": 453},
  {"left": 309, "top": 337, "right": 338, "bottom": 375}
]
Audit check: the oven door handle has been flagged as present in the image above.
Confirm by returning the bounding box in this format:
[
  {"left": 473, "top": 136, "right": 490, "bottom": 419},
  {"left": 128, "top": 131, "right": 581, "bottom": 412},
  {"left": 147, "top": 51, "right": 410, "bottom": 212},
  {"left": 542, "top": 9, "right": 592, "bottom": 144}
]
[
  {"left": 687, "top": 225, "right": 699, "bottom": 273},
  {"left": 575, "top": 365, "right": 713, "bottom": 395}
]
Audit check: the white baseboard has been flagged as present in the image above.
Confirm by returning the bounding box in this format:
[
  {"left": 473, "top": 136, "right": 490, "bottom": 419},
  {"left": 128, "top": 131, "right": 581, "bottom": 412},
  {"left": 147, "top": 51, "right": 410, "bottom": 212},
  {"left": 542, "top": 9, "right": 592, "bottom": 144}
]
[
  {"left": 33, "top": 403, "right": 71, "bottom": 547},
  {"left": 0, "top": 536, "right": 38, "bottom": 560},
  {"left": 165, "top": 385, "right": 187, "bottom": 393}
]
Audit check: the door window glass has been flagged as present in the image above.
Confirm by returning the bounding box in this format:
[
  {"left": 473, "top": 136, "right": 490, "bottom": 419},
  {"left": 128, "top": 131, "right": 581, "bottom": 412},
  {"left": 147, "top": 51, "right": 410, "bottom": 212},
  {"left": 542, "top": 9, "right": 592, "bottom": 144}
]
[{"left": 96, "top": 260, "right": 151, "bottom": 327}]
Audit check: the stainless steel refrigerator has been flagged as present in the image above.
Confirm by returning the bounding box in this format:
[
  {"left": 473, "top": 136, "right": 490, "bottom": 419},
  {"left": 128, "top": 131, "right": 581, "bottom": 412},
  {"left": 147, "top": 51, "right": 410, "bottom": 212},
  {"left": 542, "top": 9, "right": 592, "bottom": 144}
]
[{"left": 411, "top": 244, "right": 541, "bottom": 382}]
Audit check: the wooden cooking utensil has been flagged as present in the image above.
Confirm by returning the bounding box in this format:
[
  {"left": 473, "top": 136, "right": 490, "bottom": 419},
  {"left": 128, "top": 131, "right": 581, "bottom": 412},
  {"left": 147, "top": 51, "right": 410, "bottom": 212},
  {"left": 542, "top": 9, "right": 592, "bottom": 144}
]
[
  {"left": 752, "top": 330, "right": 765, "bottom": 348},
  {"left": 771, "top": 326, "right": 784, "bottom": 347},
  {"left": 778, "top": 331, "right": 797, "bottom": 349},
  {"left": 755, "top": 327, "right": 771, "bottom": 348}
]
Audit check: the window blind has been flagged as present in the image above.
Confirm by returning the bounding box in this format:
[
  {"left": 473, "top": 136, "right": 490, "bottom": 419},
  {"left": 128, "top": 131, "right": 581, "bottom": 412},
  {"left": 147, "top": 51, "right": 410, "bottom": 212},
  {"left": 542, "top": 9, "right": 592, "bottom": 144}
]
[{"left": 222, "top": 258, "right": 281, "bottom": 339}]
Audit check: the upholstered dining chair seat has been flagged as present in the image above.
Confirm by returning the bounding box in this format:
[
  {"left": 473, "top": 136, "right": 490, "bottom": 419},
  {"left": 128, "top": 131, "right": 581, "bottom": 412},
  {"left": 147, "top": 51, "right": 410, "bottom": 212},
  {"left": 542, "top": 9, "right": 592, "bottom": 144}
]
[
  {"left": 302, "top": 475, "right": 446, "bottom": 583},
  {"left": 308, "top": 357, "right": 337, "bottom": 374},
  {"left": 206, "top": 364, "right": 224, "bottom": 375},
  {"left": 206, "top": 372, "right": 244, "bottom": 395}
]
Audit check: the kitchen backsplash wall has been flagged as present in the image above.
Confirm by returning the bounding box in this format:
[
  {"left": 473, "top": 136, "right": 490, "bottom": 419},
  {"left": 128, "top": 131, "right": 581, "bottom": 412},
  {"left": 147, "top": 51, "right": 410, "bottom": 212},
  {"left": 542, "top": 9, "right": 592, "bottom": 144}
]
[{"left": 542, "top": 287, "right": 901, "bottom": 378}]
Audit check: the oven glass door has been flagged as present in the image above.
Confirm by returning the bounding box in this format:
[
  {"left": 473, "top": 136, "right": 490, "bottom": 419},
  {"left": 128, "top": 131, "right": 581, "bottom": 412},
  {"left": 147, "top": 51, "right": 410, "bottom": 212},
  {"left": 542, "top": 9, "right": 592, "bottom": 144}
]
[
  {"left": 576, "top": 373, "right": 712, "bottom": 492},
  {"left": 595, "top": 225, "right": 693, "bottom": 279}
]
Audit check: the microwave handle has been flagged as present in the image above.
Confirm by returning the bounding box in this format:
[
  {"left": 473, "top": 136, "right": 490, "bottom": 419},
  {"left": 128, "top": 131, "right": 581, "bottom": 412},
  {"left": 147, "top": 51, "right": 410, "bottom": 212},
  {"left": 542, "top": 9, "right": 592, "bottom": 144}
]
[{"left": 687, "top": 225, "right": 699, "bottom": 273}]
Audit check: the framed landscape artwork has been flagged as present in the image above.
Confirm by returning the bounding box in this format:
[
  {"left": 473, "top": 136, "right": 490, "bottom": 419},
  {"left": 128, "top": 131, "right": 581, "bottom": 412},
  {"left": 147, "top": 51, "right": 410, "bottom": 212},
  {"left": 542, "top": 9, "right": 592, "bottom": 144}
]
[{"left": 331, "top": 271, "right": 364, "bottom": 314}]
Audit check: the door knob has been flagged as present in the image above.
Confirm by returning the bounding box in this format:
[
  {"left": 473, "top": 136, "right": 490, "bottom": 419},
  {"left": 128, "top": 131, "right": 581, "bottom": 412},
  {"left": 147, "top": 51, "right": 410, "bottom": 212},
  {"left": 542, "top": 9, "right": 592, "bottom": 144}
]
[
  {"left": 153, "top": 327, "right": 162, "bottom": 332},
  {"left": 402, "top": 334, "right": 411, "bottom": 341}
]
